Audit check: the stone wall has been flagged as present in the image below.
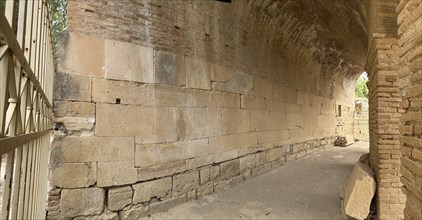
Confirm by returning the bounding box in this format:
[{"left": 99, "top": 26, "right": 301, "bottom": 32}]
[
  {"left": 354, "top": 98, "right": 369, "bottom": 142},
  {"left": 47, "top": 0, "right": 362, "bottom": 219},
  {"left": 396, "top": 0, "right": 422, "bottom": 219}
]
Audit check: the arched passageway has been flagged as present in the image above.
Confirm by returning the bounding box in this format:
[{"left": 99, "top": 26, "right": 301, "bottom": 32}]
[{"left": 45, "top": 0, "right": 421, "bottom": 219}]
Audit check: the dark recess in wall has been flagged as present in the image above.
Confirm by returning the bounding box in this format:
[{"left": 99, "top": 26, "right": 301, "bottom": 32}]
[{"left": 216, "top": 0, "right": 232, "bottom": 3}]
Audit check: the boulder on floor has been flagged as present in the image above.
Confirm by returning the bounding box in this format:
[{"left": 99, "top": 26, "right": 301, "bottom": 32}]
[{"left": 342, "top": 162, "right": 376, "bottom": 220}]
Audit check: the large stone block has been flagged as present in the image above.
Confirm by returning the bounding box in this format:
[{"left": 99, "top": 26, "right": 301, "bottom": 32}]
[
  {"left": 343, "top": 162, "right": 376, "bottom": 219},
  {"left": 269, "top": 111, "right": 287, "bottom": 131},
  {"left": 209, "top": 133, "right": 258, "bottom": 154},
  {"left": 154, "top": 50, "right": 186, "bottom": 85},
  {"left": 133, "top": 177, "right": 172, "bottom": 204},
  {"left": 240, "top": 154, "right": 259, "bottom": 171},
  {"left": 54, "top": 101, "right": 95, "bottom": 118},
  {"left": 253, "top": 77, "right": 273, "bottom": 98},
  {"left": 173, "top": 171, "right": 199, "bottom": 196},
  {"left": 206, "top": 91, "right": 241, "bottom": 109},
  {"left": 135, "top": 139, "right": 210, "bottom": 167},
  {"left": 137, "top": 160, "right": 188, "bottom": 181},
  {"left": 97, "top": 161, "right": 137, "bottom": 187},
  {"left": 119, "top": 204, "right": 149, "bottom": 219},
  {"left": 54, "top": 72, "right": 91, "bottom": 101},
  {"left": 209, "top": 62, "right": 236, "bottom": 82},
  {"left": 96, "top": 104, "right": 177, "bottom": 144},
  {"left": 59, "top": 33, "right": 104, "bottom": 77},
  {"left": 60, "top": 188, "right": 104, "bottom": 218},
  {"left": 92, "top": 78, "right": 153, "bottom": 105},
  {"left": 49, "top": 163, "right": 96, "bottom": 188},
  {"left": 241, "top": 95, "right": 266, "bottom": 110},
  {"left": 178, "top": 107, "right": 221, "bottom": 140},
  {"left": 257, "top": 130, "right": 290, "bottom": 145},
  {"left": 250, "top": 110, "right": 270, "bottom": 132},
  {"left": 104, "top": 39, "right": 153, "bottom": 83},
  {"left": 222, "top": 109, "right": 251, "bottom": 135},
  {"left": 186, "top": 57, "right": 211, "bottom": 90},
  {"left": 213, "top": 71, "right": 253, "bottom": 95},
  {"left": 108, "top": 186, "right": 132, "bottom": 211},
  {"left": 220, "top": 159, "right": 240, "bottom": 179},
  {"left": 51, "top": 136, "right": 134, "bottom": 163}
]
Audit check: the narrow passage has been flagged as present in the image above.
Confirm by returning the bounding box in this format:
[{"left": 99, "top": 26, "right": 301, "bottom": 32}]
[{"left": 150, "top": 141, "right": 369, "bottom": 219}]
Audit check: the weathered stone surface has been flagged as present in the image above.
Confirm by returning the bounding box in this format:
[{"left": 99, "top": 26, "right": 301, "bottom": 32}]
[
  {"left": 104, "top": 39, "right": 153, "bottom": 83},
  {"left": 60, "top": 188, "right": 104, "bottom": 218},
  {"left": 343, "top": 162, "right": 376, "bottom": 219},
  {"left": 220, "top": 159, "right": 241, "bottom": 179},
  {"left": 51, "top": 136, "right": 134, "bottom": 163},
  {"left": 135, "top": 139, "right": 209, "bottom": 167},
  {"left": 154, "top": 50, "right": 184, "bottom": 85},
  {"left": 199, "top": 167, "right": 211, "bottom": 185},
  {"left": 213, "top": 71, "right": 253, "bottom": 95},
  {"left": 74, "top": 211, "right": 119, "bottom": 220},
  {"left": 96, "top": 104, "right": 177, "bottom": 144},
  {"left": 133, "top": 177, "right": 172, "bottom": 204},
  {"left": 54, "top": 72, "right": 91, "bottom": 101},
  {"left": 209, "top": 133, "right": 257, "bottom": 154},
  {"left": 97, "top": 161, "right": 137, "bottom": 187},
  {"left": 173, "top": 171, "right": 199, "bottom": 196},
  {"left": 197, "top": 183, "right": 214, "bottom": 197},
  {"left": 108, "top": 186, "right": 133, "bottom": 211},
  {"left": 186, "top": 57, "right": 211, "bottom": 90},
  {"left": 209, "top": 63, "right": 236, "bottom": 82},
  {"left": 178, "top": 107, "right": 221, "bottom": 140},
  {"left": 222, "top": 109, "right": 251, "bottom": 135},
  {"left": 49, "top": 163, "right": 96, "bottom": 188},
  {"left": 59, "top": 33, "right": 104, "bottom": 77},
  {"left": 92, "top": 78, "right": 152, "bottom": 105},
  {"left": 137, "top": 160, "right": 188, "bottom": 181},
  {"left": 149, "top": 195, "right": 187, "bottom": 214},
  {"left": 119, "top": 204, "right": 149, "bottom": 219},
  {"left": 240, "top": 154, "right": 259, "bottom": 171}
]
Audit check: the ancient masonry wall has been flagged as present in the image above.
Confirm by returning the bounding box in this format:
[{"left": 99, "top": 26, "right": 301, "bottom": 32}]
[
  {"left": 47, "top": 0, "right": 356, "bottom": 219},
  {"left": 397, "top": 1, "right": 422, "bottom": 219}
]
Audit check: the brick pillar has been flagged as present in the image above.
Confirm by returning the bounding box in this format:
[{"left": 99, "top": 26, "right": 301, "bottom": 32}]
[
  {"left": 397, "top": 0, "right": 422, "bottom": 219},
  {"left": 367, "top": 36, "right": 406, "bottom": 219}
]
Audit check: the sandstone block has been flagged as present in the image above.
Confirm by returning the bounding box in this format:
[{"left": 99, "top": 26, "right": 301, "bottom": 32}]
[
  {"left": 222, "top": 109, "right": 251, "bottom": 135},
  {"left": 119, "top": 204, "right": 149, "bottom": 219},
  {"left": 133, "top": 177, "right": 172, "bottom": 204},
  {"left": 137, "top": 160, "right": 188, "bottom": 181},
  {"left": 200, "top": 167, "right": 211, "bottom": 185},
  {"left": 269, "top": 111, "right": 287, "bottom": 131},
  {"left": 54, "top": 72, "right": 91, "bottom": 102},
  {"left": 186, "top": 57, "right": 211, "bottom": 90},
  {"left": 54, "top": 101, "right": 95, "bottom": 118},
  {"left": 60, "top": 188, "right": 104, "bottom": 218},
  {"left": 220, "top": 159, "right": 240, "bottom": 179},
  {"left": 97, "top": 161, "right": 137, "bottom": 187},
  {"left": 206, "top": 91, "right": 240, "bottom": 109},
  {"left": 96, "top": 104, "right": 177, "bottom": 144},
  {"left": 240, "top": 154, "right": 258, "bottom": 171},
  {"left": 92, "top": 78, "right": 152, "bottom": 105},
  {"left": 51, "top": 136, "right": 134, "bottom": 163},
  {"left": 258, "top": 130, "right": 289, "bottom": 145},
  {"left": 343, "top": 162, "right": 376, "bottom": 219},
  {"left": 213, "top": 71, "right": 253, "bottom": 95},
  {"left": 59, "top": 33, "right": 104, "bottom": 77},
  {"left": 49, "top": 163, "right": 96, "bottom": 188},
  {"left": 108, "top": 186, "right": 133, "bottom": 211},
  {"left": 241, "top": 95, "right": 266, "bottom": 110},
  {"left": 178, "top": 107, "right": 221, "bottom": 140},
  {"left": 105, "top": 39, "right": 153, "bottom": 83},
  {"left": 135, "top": 139, "right": 209, "bottom": 167},
  {"left": 250, "top": 110, "right": 270, "bottom": 132},
  {"left": 173, "top": 171, "right": 199, "bottom": 196},
  {"left": 267, "top": 147, "right": 283, "bottom": 162},
  {"left": 266, "top": 99, "right": 286, "bottom": 112},
  {"left": 209, "top": 133, "right": 257, "bottom": 154},
  {"left": 209, "top": 62, "right": 235, "bottom": 82},
  {"left": 197, "top": 183, "right": 214, "bottom": 197},
  {"left": 253, "top": 77, "right": 272, "bottom": 98},
  {"left": 74, "top": 211, "right": 120, "bottom": 220}
]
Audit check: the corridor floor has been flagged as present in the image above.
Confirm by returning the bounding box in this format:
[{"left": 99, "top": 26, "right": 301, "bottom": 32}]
[{"left": 149, "top": 141, "right": 369, "bottom": 219}]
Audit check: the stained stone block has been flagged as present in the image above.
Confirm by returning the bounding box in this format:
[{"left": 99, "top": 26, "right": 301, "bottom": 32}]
[
  {"left": 104, "top": 39, "right": 153, "bottom": 83},
  {"left": 213, "top": 71, "right": 253, "bottom": 95},
  {"left": 49, "top": 163, "right": 96, "bottom": 188},
  {"left": 154, "top": 50, "right": 178, "bottom": 85},
  {"left": 186, "top": 57, "right": 211, "bottom": 90},
  {"left": 220, "top": 159, "right": 240, "bottom": 179},
  {"left": 173, "top": 171, "right": 199, "bottom": 196},
  {"left": 108, "top": 186, "right": 133, "bottom": 211},
  {"left": 97, "top": 161, "right": 137, "bottom": 187},
  {"left": 178, "top": 107, "right": 222, "bottom": 140},
  {"left": 60, "top": 188, "right": 104, "bottom": 218},
  {"left": 132, "top": 177, "right": 172, "bottom": 204},
  {"left": 54, "top": 72, "right": 92, "bottom": 102}
]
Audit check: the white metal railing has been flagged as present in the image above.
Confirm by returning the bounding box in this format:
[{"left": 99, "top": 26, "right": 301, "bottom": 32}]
[{"left": 0, "top": 0, "right": 54, "bottom": 219}]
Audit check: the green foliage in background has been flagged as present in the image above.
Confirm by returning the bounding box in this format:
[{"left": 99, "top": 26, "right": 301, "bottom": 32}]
[
  {"left": 0, "top": 0, "right": 67, "bottom": 46},
  {"left": 355, "top": 73, "right": 369, "bottom": 98}
]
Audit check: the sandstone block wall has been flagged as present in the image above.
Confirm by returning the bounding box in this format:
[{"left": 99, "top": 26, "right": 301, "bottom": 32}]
[
  {"left": 397, "top": 1, "right": 422, "bottom": 219},
  {"left": 48, "top": 0, "right": 361, "bottom": 219}
]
